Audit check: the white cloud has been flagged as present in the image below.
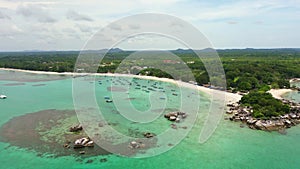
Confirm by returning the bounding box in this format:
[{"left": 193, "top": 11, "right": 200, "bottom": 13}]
[
  {"left": 66, "top": 10, "right": 93, "bottom": 21},
  {"left": 163, "top": 0, "right": 299, "bottom": 22},
  {"left": 75, "top": 24, "right": 98, "bottom": 33},
  {"left": 0, "top": 10, "right": 10, "bottom": 19},
  {"left": 0, "top": 22, "right": 23, "bottom": 37},
  {"left": 227, "top": 21, "right": 238, "bottom": 25},
  {"left": 16, "top": 4, "right": 57, "bottom": 23},
  {"left": 0, "top": 0, "right": 299, "bottom": 50}
]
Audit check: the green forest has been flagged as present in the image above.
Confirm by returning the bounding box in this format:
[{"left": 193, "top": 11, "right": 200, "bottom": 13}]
[
  {"left": 1, "top": 48, "right": 299, "bottom": 92},
  {"left": 240, "top": 91, "right": 290, "bottom": 118}
]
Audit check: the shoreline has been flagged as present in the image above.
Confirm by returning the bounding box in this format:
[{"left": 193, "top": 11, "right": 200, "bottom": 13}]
[
  {"left": 267, "top": 89, "right": 293, "bottom": 100},
  {"left": 0, "top": 68, "right": 241, "bottom": 103},
  {"left": 290, "top": 78, "right": 300, "bottom": 83}
]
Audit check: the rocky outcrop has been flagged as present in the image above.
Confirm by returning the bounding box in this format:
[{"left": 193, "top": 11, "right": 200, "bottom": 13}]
[
  {"left": 164, "top": 111, "right": 187, "bottom": 123},
  {"left": 143, "top": 132, "right": 155, "bottom": 138},
  {"left": 128, "top": 141, "right": 145, "bottom": 149},
  {"left": 227, "top": 101, "right": 300, "bottom": 132},
  {"left": 73, "top": 137, "right": 94, "bottom": 149},
  {"left": 69, "top": 124, "right": 83, "bottom": 132}
]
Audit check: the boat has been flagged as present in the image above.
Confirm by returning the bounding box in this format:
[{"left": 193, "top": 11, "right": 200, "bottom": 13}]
[
  {"left": 0, "top": 95, "right": 7, "bottom": 99},
  {"left": 106, "top": 100, "right": 113, "bottom": 103}
]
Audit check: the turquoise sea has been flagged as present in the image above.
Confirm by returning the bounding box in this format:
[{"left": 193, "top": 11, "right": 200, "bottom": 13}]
[{"left": 1, "top": 70, "right": 300, "bottom": 169}]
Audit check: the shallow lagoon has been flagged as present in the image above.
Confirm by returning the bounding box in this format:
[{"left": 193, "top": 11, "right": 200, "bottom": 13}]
[
  {"left": 1, "top": 70, "right": 300, "bottom": 169},
  {"left": 283, "top": 81, "right": 300, "bottom": 103}
]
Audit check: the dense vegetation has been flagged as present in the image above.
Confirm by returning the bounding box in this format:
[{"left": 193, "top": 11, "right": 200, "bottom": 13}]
[
  {"left": 1, "top": 48, "right": 299, "bottom": 92},
  {"left": 0, "top": 51, "right": 78, "bottom": 72},
  {"left": 139, "top": 68, "right": 173, "bottom": 79},
  {"left": 220, "top": 49, "right": 299, "bottom": 92},
  {"left": 240, "top": 91, "right": 290, "bottom": 118}
]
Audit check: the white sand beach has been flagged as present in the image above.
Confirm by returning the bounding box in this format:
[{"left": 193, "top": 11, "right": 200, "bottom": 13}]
[
  {"left": 268, "top": 89, "right": 293, "bottom": 100},
  {"left": 290, "top": 78, "right": 300, "bottom": 83},
  {"left": 0, "top": 68, "right": 242, "bottom": 103}
]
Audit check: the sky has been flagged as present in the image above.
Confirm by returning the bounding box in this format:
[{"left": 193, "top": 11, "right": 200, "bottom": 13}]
[{"left": 0, "top": 0, "right": 299, "bottom": 51}]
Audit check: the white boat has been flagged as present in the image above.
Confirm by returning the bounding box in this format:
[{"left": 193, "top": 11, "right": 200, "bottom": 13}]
[{"left": 0, "top": 95, "right": 7, "bottom": 99}]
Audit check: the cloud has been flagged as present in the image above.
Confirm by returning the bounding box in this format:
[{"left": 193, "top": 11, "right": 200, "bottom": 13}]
[
  {"left": 170, "top": 21, "right": 184, "bottom": 28},
  {"left": 0, "top": 10, "right": 10, "bottom": 19},
  {"left": 66, "top": 10, "right": 93, "bottom": 22},
  {"left": 16, "top": 4, "right": 56, "bottom": 23},
  {"left": 0, "top": 1, "right": 59, "bottom": 10},
  {"left": 75, "top": 24, "right": 96, "bottom": 33},
  {"left": 129, "top": 24, "right": 140, "bottom": 30},
  {"left": 227, "top": 21, "right": 238, "bottom": 24},
  {"left": 0, "top": 0, "right": 299, "bottom": 51},
  {"left": 0, "top": 23, "right": 22, "bottom": 37},
  {"left": 109, "top": 23, "right": 122, "bottom": 31},
  {"left": 138, "top": 0, "right": 182, "bottom": 5},
  {"left": 181, "top": 0, "right": 298, "bottom": 22},
  {"left": 253, "top": 21, "right": 263, "bottom": 25}
]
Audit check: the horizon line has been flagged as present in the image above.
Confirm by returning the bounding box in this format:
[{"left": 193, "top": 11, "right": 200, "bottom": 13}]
[{"left": 0, "top": 47, "right": 300, "bottom": 53}]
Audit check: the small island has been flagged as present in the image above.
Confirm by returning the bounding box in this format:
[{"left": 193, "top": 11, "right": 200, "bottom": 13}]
[{"left": 227, "top": 91, "right": 300, "bottom": 133}]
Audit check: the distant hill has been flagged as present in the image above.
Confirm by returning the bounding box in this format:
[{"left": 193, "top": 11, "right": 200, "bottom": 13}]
[{"left": 1, "top": 48, "right": 300, "bottom": 58}]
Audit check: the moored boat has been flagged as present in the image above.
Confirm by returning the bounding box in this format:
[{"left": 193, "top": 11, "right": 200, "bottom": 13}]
[{"left": 0, "top": 95, "right": 7, "bottom": 99}]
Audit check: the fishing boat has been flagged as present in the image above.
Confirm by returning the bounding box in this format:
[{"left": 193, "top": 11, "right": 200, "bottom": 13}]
[
  {"left": 0, "top": 95, "right": 7, "bottom": 99},
  {"left": 106, "top": 100, "right": 113, "bottom": 103}
]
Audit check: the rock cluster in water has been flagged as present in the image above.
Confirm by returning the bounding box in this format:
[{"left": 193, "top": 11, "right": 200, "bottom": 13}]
[
  {"left": 128, "top": 141, "right": 146, "bottom": 149},
  {"left": 63, "top": 136, "right": 94, "bottom": 150},
  {"left": 227, "top": 100, "right": 300, "bottom": 132},
  {"left": 164, "top": 111, "right": 187, "bottom": 123},
  {"left": 64, "top": 124, "right": 95, "bottom": 153},
  {"left": 73, "top": 137, "right": 94, "bottom": 149},
  {"left": 69, "top": 124, "right": 83, "bottom": 132},
  {"left": 143, "top": 132, "right": 156, "bottom": 138}
]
